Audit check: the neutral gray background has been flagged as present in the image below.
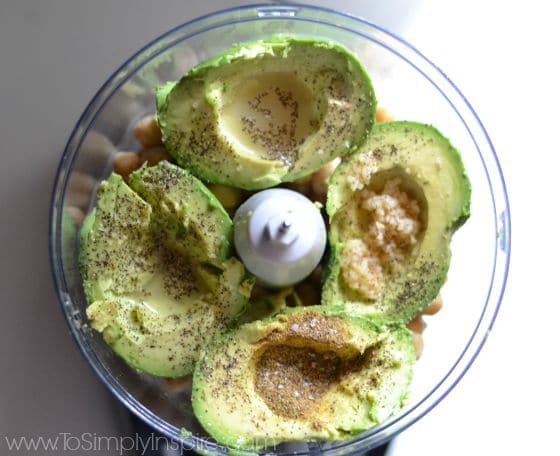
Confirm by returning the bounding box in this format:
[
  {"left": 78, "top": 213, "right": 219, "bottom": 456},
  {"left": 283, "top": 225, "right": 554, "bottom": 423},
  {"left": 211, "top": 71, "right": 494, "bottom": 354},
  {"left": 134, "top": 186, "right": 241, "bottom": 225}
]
[{"left": 1, "top": 0, "right": 558, "bottom": 454}]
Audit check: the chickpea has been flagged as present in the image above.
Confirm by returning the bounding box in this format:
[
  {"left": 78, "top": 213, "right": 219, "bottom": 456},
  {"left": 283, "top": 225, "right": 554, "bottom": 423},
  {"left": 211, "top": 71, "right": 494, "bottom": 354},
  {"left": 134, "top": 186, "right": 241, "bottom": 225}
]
[
  {"left": 66, "top": 206, "right": 85, "bottom": 225},
  {"left": 309, "top": 266, "right": 323, "bottom": 288},
  {"left": 163, "top": 375, "right": 192, "bottom": 392},
  {"left": 133, "top": 114, "right": 163, "bottom": 148},
  {"left": 207, "top": 184, "right": 243, "bottom": 211},
  {"left": 285, "top": 175, "right": 312, "bottom": 196},
  {"left": 113, "top": 151, "right": 141, "bottom": 180},
  {"left": 407, "top": 314, "right": 426, "bottom": 333},
  {"left": 250, "top": 285, "right": 269, "bottom": 302},
  {"left": 67, "top": 171, "right": 97, "bottom": 210},
  {"left": 310, "top": 158, "right": 340, "bottom": 203},
  {"left": 285, "top": 292, "right": 299, "bottom": 307},
  {"left": 68, "top": 171, "right": 96, "bottom": 194},
  {"left": 276, "top": 287, "right": 295, "bottom": 306},
  {"left": 67, "top": 191, "right": 91, "bottom": 210},
  {"left": 422, "top": 294, "right": 443, "bottom": 315},
  {"left": 375, "top": 107, "right": 393, "bottom": 124},
  {"left": 295, "top": 282, "right": 320, "bottom": 306},
  {"left": 412, "top": 333, "right": 424, "bottom": 360},
  {"left": 81, "top": 130, "right": 115, "bottom": 162},
  {"left": 138, "top": 146, "right": 171, "bottom": 166}
]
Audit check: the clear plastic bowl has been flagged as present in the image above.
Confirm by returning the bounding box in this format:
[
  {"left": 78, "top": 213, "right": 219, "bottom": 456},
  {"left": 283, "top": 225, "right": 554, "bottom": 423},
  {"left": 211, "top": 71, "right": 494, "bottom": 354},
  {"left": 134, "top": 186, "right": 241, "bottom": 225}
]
[{"left": 49, "top": 4, "right": 511, "bottom": 454}]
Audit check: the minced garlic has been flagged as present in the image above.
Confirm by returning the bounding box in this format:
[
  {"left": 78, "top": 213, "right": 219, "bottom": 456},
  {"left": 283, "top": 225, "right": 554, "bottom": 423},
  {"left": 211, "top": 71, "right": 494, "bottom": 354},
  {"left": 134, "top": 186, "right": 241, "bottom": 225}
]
[
  {"left": 347, "top": 154, "right": 378, "bottom": 191},
  {"left": 341, "top": 178, "right": 421, "bottom": 299}
]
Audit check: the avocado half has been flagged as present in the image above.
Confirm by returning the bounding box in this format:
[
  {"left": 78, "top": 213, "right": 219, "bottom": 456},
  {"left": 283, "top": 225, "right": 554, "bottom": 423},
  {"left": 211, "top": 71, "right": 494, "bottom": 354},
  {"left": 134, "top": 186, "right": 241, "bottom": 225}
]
[
  {"left": 156, "top": 36, "right": 375, "bottom": 190},
  {"left": 79, "top": 162, "right": 252, "bottom": 377},
  {"left": 322, "top": 121, "right": 471, "bottom": 322},
  {"left": 192, "top": 306, "right": 414, "bottom": 449}
]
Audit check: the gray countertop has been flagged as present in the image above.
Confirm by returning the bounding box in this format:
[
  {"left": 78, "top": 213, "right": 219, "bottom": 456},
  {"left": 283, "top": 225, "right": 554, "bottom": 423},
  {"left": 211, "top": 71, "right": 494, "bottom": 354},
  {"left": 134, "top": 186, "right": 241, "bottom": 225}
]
[{"left": 1, "top": 1, "right": 558, "bottom": 454}]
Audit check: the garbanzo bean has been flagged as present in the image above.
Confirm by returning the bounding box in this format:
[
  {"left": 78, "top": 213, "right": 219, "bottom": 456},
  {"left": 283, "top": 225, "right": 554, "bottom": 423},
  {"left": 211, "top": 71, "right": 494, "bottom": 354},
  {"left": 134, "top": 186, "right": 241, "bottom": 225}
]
[
  {"left": 207, "top": 184, "right": 243, "bottom": 211},
  {"left": 375, "top": 107, "right": 393, "bottom": 124},
  {"left": 133, "top": 114, "right": 163, "bottom": 148},
  {"left": 422, "top": 294, "right": 443, "bottom": 315},
  {"left": 138, "top": 146, "right": 171, "bottom": 166},
  {"left": 310, "top": 266, "right": 323, "bottom": 287},
  {"left": 407, "top": 314, "right": 426, "bottom": 333},
  {"left": 66, "top": 189, "right": 92, "bottom": 210},
  {"left": 67, "top": 172, "right": 97, "bottom": 210},
  {"left": 250, "top": 285, "right": 269, "bottom": 301},
  {"left": 412, "top": 333, "right": 424, "bottom": 360},
  {"left": 310, "top": 158, "right": 340, "bottom": 203},
  {"left": 68, "top": 171, "right": 96, "bottom": 194},
  {"left": 285, "top": 175, "right": 312, "bottom": 197},
  {"left": 294, "top": 282, "right": 320, "bottom": 306},
  {"left": 66, "top": 206, "right": 85, "bottom": 225},
  {"left": 113, "top": 151, "right": 141, "bottom": 180},
  {"left": 163, "top": 375, "right": 192, "bottom": 392}
]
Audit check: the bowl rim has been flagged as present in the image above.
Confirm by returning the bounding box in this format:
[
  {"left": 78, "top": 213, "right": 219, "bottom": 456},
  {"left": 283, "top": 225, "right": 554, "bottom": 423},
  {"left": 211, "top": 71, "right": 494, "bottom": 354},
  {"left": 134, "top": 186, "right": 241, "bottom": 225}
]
[{"left": 49, "top": 2, "right": 511, "bottom": 454}]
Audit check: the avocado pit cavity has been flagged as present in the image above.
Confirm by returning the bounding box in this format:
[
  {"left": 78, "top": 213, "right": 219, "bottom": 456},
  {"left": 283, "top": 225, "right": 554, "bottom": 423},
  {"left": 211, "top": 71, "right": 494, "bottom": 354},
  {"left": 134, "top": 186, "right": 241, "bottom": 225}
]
[
  {"left": 255, "top": 346, "right": 344, "bottom": 419},
  {"left": 340, "top": 176, "right": 423, "bottom": 300},
  {"left": 192, "top": 306, "right": 416, "bottom": 447},
  {"left": 156, "top": 37, "right": 375, "bottom": 189},
  {"left": 254, "top": 311, "right": 363, "bottom": 419},
  {"left": 221, "top": 72, "right": 318, "bottom": 164}
]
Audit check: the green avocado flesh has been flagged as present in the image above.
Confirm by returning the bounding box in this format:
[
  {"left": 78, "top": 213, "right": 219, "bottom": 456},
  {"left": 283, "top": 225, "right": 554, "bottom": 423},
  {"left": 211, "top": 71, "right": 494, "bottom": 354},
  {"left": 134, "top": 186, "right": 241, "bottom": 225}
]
[
  {"left": 78, "top": 33, "right": 473, "bottom": 449},
  {"left": 79, "top": 162, "right": 252, "bottom": 377},
  {"left": 156, "top": 36, "right": 375, "bottom": 190},
  {"left": 322, "top": 121, "right": 471, "bottom": 322},
  {"left": 128, "top": 161, "right": 232, "bottom": 267},
  {"left": 192, "top": 306, "right": 414, "bottom": 449}
]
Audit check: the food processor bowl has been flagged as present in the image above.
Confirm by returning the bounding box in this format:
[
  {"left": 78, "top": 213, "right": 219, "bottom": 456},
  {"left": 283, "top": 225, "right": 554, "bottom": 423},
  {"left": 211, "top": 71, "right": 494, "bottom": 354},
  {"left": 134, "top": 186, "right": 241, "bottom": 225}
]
[{"left": 49, "top": 4, "right": 510, "bottom": 454}]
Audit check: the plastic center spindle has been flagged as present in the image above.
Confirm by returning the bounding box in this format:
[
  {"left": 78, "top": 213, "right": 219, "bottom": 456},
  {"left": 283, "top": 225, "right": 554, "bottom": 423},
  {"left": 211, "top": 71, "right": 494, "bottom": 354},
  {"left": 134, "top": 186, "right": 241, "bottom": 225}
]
[
  {"left": 233, "top": 188, "right": 327, "bottom": 288},
  {"left": 267, "top": 216, "right": 297, "bottom": 245}
]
